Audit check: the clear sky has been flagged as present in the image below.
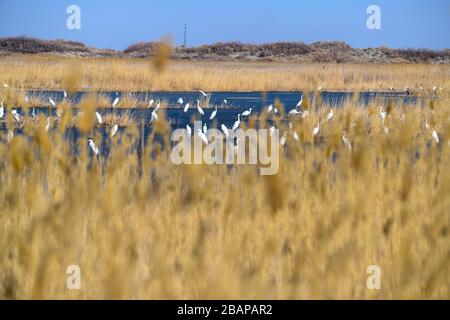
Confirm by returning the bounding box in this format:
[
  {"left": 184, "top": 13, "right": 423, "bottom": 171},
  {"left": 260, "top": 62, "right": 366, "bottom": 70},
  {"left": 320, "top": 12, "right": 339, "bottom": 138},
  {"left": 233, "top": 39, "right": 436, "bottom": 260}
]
[{"left": 0, "top": 0, "right": 449, "bottom": 50}]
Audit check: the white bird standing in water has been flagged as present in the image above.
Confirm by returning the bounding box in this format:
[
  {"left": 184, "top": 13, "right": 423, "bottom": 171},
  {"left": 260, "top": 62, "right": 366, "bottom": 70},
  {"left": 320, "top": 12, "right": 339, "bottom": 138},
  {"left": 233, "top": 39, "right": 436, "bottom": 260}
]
[
  {"left": 313, "top": 123, "right": 320, "bottom": 136},
  {"left": 49, "top": 97, "right": 56, "bottom": 107},
  {"left": 11, "top": 110, "right": 20, "bottom": 122},
  {"left": 186, "top": 124, "right": 192, "bottom": 137},
  {"left": 95, "top": 111, "right": 103, "bottom": 125},
  {"left": 111, "top": 124, "right": 119, "bottom": 137},
  {"left": 232, "top": 114, "right": 241, "bottom": 131},
  {"left": 210, "top": 106, "right": 218, "bottom": 120},
  {"left": 203, "top": 123, "right": 208, "bottom": 134},
  {"left": 223, "top": 99, "right": 227, "bottom": 105},
  {"left": 242, "top": 108, "right": 252, "bottom": 117},
  {"left": 267, "top": 104, "right": 273, "bottom": 113},
  {"left": 148, "top": 99, "right": 154, "bottom": 108},
  {"left": 184, "top": 102, "right": 190, "bottom": 112},
  {"left": 88, "top": 139, "right": 99, "bottom": 156},
  {"left": 151, "top": 109, "right": 159, "bottom": 122},
  {"left": 197, "top": 129, "right": 209, "bottom": 145},
  {"left": 0, "top": 101, "right": 4, "bottom": 118},
  {"left": 177, "top": 97, "right": 184, "bottom": 105},
  {"left": 296, "top": 94, "right": 304, "bottom": 108},
  {"left": 63, "top": 91, "right": 67, "bottom": 99},
  {"left": 221, "top": 124, "right": 229, "bottom": 138},
  {"left": 113, "top": 96, "right": 120, "bottom": 107},
  {"left": 288, "top": 109, "right": 301, "bottom": 115},
  {"left": 326, "top": 109, "right": 334, "bottom": 121},
  {"left": 196, "top": 100, "right": 204, "bottom": 115}
]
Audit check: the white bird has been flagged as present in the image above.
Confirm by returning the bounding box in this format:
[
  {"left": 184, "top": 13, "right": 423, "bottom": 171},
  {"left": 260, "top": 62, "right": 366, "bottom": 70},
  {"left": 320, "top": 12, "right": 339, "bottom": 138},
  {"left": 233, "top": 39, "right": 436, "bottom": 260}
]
[
  {"left": 342, "top": 132, "right": 352, "bottom": 150},
  {"left": 95, "top": 112, "right": 103, "bottom": 125},
  {"left": 151, "top": 109, "right": 159, "bottom": 122},
  {"left": 63, "top": 91, "right": 67, "bottom": 99},
  {"left": 223, "top": 99, "right": 227, "bottom": 104},
  {"left": 288, "top": 109, "right": 301, "bottom": 115},
  {"left": 88, "top": 139, "right": 99, "bottom": 156},
  {"left": 267, "top": 104, "right": 273, "bottom": 113},
  {"left": 431, "top": 129, "right": 439, "bottom": 144},
  {"left": 155, "top": 101, "right": 161, "bottom": 111},
  {"left": 432, "top": 86, "right": 437, "bottom": 92},
  {"left": 232, "top": 114, "right": 241, "bottom": 131},
  {"left": 11, "top": 110, "right": 20, "bottom": 122},
  {"left": 196, "top": 100, "right": 204, "bottom": 115},
  {"left": 317, "top": 86, "right": 323, "bottom": 91},
  {"left": 112, "top": 97, "right": 120, "bottom": 107},
  {"left": 313, "top": 123, "right": 320, "bottom": 136},
  {"left": 203, "top": 123, "right": 208, "bottom": 134},
  {"left": 292, "top": 131, "right": 299, "bottom": 141},
  {"left": 221, "top": 124, "right": 229, "bottom": 138},
  {"left": 242, "top": 108, "right": 252, "bottom": 117},
  {"left": 296, "top": 94, "right": 304, "bottom": 108},
  {"left": 45, "top": 117, "right": 50, "bottom": 132},
  {"left": 148, "top": 99, "right": 154, "bottom": 108},
  {"left": 274, "top": 107, "right": 279, "bottom": 114},
  {"left": 177, "top": 97, "right": 184, "bottom": 104},
  {"left": 0, "top": 102, "right": 4, "bottom": 118},
  {"left": 184, "top": 103, "right": 190, "bottom": 112},
  {"left": 210, "top": 106, "right": 218, "bottom": 120},
  {"left": 186, "top": 124, "right": 192, "bottom": 137},
  {"left": 3, "top": 83, "right": 8, "bottom": 88},
  {"left": 49, "top": 97, "right": 56, "bottom": 106},
  {"left": 111, "top": 124, "right": 119, "bottom": 137},
  {"left": 326, "top": 109, "right": 334, "bottom": 121},
  {"left": 197, "top": 129, "right": 209, "bottom": 145},
  {"left": 269, "top": 126, "right": 275, "bottom": 136}
]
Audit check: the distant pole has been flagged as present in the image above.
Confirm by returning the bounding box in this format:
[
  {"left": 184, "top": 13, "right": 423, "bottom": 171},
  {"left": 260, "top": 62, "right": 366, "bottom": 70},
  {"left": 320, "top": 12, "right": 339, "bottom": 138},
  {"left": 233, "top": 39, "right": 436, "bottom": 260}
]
[{"left": 183, "top": 24, "right": 187, "bottom": 48}]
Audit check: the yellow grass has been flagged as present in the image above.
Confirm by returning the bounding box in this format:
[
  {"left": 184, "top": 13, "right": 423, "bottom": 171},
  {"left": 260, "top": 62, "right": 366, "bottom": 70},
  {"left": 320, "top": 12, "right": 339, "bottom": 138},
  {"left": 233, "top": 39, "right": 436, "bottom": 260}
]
[
  {"left": 0, "top": 55, "right": 449, "bottom": 92},
  {"left": 0, "top": 59, "right": 449, "bottom": 299}
]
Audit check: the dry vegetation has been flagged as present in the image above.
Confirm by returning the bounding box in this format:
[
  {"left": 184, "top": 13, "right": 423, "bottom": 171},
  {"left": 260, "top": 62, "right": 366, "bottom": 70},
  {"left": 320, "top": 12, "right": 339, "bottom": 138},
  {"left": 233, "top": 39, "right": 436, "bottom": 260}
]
[
  {"left": 0, "top": 84, "right": 449, "bottom": 299},
  {"left": 2, "top": 37, "right": 449, "bottom": 63},
  {"left": 0, "top": 55, "right": 450, "bottom": 92}
]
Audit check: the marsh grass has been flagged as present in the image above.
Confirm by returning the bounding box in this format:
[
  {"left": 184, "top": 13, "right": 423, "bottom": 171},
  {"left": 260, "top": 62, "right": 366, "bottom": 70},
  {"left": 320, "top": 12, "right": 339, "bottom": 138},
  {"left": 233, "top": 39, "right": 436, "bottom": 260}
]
[
  {"left": 0, "top": 56, "right": 449, "bottom": 92},
  {"left": 0, "top": 85, "right": 449, "bottom": 299}
]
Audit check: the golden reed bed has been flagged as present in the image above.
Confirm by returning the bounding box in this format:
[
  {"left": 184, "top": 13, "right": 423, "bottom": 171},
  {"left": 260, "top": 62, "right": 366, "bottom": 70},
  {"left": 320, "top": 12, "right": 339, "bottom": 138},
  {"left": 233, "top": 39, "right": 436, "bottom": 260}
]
[
  {"left": 0, "top": 55, "right": 449, "bottom": 92},
  {"left": 0, "top": 56, "right": 449, "bottom": 299}
]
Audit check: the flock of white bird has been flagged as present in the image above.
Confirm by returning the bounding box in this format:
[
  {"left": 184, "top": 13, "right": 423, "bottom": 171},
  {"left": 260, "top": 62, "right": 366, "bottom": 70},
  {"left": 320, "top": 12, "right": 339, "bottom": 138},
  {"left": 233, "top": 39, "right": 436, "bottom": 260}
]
[{"left": 0, "top": 87, "right": 443, "bottom": 155}]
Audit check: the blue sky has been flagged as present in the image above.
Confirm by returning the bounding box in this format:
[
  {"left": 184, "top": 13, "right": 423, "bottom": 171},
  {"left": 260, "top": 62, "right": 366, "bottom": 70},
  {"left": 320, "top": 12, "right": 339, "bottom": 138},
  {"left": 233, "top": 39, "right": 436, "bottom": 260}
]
[{"left": 0, "top": 0, "right": 449, "bottom": 50}]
